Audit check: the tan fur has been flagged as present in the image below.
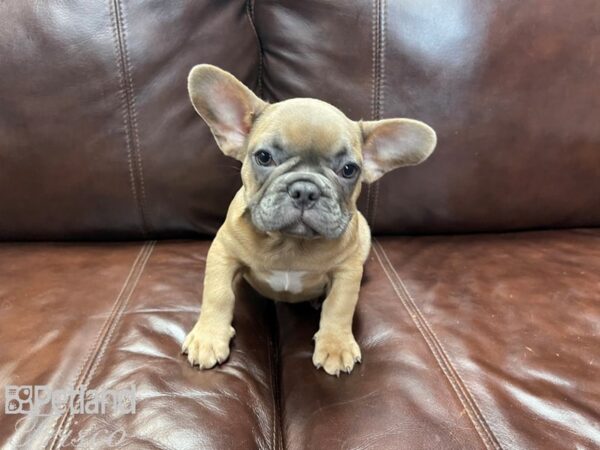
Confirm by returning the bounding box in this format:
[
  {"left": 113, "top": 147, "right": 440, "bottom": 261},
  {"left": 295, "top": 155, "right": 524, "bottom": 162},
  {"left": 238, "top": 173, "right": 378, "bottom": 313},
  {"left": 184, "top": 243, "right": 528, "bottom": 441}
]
[{"left": 182, "top": 65, "right": 436, "bottom": 376}]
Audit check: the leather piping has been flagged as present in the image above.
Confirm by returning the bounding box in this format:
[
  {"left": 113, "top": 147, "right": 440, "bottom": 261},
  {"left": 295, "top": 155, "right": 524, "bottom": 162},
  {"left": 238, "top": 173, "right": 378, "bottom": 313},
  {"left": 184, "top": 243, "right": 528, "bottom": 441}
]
[
  {"left": 46, "top": 241, "right": 156, "bottom": 450},
  {"left": 373, "top": 239, "right": 502, "bottom": 450},
  {"left": 109, "top": 0, "right": 149, "bottom": 235},
  {"left": 366, "top": 0, "right": 385, "bottom": 229},
  {"left": 246, "top": 0, "right": 265, "bottom": 99}
]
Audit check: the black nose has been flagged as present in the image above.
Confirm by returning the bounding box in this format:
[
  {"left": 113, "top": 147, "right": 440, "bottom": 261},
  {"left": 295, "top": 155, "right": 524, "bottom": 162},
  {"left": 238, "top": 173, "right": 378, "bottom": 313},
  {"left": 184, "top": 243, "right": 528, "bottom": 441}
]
[{"left": 287, "top": 180, "right": 321, "bottom": 209}]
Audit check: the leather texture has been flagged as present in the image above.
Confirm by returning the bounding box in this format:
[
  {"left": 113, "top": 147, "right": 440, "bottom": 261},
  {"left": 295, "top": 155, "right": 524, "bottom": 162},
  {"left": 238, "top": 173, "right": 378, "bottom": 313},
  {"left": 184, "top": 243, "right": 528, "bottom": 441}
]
[
  {"left": 0, "top": 242, "right": 278, "bottom": 449},
  {"left": 0, "top": 1, "right": 599, "bottom": 449},
  {"left": 0, "top": 0, "right": 256, "bottom": 240},
  {"left": 276, "top": 230, "right": 600, "bottom": 449},
  {"left": 1, "top": 0, "right": 599, "bottom": 239},
  {"left": 372, "top": 230, "right": 600, "bottom": 449},
  {"left": 254, "top": 0, "right": 600, "bottom": 234},
  {"left": 1, "top": 232, "right": 598, "bottom": 448}
]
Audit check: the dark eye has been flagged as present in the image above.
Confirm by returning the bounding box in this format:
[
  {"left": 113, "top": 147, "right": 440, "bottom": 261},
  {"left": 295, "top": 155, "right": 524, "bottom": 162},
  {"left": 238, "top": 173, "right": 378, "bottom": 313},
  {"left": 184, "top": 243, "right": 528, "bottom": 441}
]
[
  {"left": 254, "top": 150, "right": 274, "bottom": 166},
  {"left": 341, "top": 163, "right": 359, "bottom": 178}
]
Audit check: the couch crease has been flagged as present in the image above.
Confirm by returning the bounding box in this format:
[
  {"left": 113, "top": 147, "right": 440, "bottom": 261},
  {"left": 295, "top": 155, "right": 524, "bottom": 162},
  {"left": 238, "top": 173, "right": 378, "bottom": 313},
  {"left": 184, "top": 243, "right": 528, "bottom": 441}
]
[
  {"left": 373, "top": 239, "right": 502, "bottom": 450},
  {"left": 46, "top": 241, "right": 155, "bottom": 450}
]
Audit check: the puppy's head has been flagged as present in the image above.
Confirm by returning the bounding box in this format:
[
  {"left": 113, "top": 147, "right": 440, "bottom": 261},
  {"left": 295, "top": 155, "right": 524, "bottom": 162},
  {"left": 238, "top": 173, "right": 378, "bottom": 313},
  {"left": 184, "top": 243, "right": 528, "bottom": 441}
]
[{"left": 188, "top": 65, "right": 436, "bottom": 239}]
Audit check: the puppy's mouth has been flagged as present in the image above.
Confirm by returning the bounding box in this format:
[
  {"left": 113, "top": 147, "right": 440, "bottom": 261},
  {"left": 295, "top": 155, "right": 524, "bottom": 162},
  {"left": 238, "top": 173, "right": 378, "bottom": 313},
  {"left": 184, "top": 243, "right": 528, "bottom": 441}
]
[
  {"left": 280, "top": 215, "right": 319, "bottom": 239},
  {"left": 248, "top": 171, "right": 352, "bottom": 240},
  {"left": 250, "top": 200, "right": 351, "bottom": 240}
]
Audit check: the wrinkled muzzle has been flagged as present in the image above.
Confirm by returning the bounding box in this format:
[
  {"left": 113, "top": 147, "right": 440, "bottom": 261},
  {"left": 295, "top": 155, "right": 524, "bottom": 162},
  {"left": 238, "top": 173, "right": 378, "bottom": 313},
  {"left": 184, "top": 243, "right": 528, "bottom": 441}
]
[{"left": 249, "top": 171, "right": 351, "bottom": 239}]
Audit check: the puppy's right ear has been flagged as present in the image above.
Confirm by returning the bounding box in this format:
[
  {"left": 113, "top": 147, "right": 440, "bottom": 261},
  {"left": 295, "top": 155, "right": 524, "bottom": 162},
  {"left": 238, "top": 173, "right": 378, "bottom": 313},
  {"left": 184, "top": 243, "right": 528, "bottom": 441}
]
[{"left": 188, "top": 64, "right": 267, "bottom": 161}]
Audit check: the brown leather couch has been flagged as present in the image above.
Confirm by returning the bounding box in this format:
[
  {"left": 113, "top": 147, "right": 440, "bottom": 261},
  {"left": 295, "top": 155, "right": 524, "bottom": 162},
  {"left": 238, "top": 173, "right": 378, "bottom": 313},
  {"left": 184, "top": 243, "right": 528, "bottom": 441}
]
[{"left": 1, "top": 1, "right": 598, "bottom": 449}]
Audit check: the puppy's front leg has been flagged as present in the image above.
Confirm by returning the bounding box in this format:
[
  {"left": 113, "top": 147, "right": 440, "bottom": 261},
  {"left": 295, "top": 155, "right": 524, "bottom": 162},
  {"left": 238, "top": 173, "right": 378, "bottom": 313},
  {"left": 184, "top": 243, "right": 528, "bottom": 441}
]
[
  {"left": 182, "top": 239, "right": 239, "bottom": 369},
  {"left": 313, "top": 268, "right": 363, "bottom": 376}
]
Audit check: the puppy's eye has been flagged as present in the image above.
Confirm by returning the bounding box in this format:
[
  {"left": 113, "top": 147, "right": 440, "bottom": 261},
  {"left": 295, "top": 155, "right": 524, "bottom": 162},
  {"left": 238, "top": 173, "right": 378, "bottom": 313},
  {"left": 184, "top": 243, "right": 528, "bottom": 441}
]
[
  {"left": 341, "top": 163, "right": 359, "bottom": 179},
  {"left": 254, "top": 150, "right": 274, "bottom": 166}
]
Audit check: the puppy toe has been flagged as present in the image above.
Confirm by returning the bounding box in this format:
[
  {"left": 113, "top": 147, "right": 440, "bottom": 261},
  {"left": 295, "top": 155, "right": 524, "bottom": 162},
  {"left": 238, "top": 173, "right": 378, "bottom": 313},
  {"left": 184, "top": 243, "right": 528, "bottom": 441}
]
[
  {"left": 213, "top": 342, "right": 231, "bottom": 365},
  {"left": 182, "top": 325, "right": 234, "bottom": 369},
  {"left": 341, "top": 350, "right": 355, "bottom": 373},
  {"left": 312, "top": 348, "right": 327, "bottom": 369},
  {"left": 186, "top": 346, "right": 199, "bottom": 366},
  {"left": 181, "top": 333, "right": 193, "bottom": 354},
  {"left": 313, "top": 331, "right": 361, "bottom": 376},
  {"left": 197, "top": 347, "right": 218, "bottom": 369},
  {"left": 323, "top": 357, "right": 342, "bottom": 376}
]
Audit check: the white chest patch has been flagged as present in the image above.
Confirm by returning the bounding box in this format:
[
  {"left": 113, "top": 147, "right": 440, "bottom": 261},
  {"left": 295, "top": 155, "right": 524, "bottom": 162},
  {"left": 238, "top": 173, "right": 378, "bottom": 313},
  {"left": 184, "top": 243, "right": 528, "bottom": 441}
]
[{"left": 266, "top": 271, "right": 307, "bottom": 294}]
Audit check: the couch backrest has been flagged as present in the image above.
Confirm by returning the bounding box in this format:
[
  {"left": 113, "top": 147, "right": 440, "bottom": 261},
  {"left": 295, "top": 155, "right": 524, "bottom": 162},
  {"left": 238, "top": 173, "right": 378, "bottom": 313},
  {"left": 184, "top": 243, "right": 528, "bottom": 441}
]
[
  {"left": 0, "top": 0, "right": 256, "bottom": 239},
  {"left": 1, "top": 0, "right": 599, "bottom": 240}
]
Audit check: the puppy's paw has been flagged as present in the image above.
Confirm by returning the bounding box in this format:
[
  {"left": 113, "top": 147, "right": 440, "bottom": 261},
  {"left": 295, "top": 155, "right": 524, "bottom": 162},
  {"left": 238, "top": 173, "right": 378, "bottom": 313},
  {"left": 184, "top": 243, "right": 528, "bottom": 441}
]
[
  {"left": 312, "top": 330, "right": 361, "bottom": 376},
  {"left": 181, "top": 325, "right": 235, "bottom": 369}
]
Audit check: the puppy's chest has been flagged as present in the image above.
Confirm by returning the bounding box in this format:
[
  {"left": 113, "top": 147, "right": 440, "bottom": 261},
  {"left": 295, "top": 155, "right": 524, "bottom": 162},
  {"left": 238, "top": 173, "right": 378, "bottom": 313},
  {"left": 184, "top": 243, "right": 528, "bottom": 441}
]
[{"left": 244, "top": 267, "right": 329, "bottom": 302}]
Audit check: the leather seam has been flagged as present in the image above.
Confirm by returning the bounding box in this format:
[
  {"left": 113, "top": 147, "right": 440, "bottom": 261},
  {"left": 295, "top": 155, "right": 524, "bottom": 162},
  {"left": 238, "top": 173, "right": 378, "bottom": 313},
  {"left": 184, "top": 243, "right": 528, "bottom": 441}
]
[
  {"left": 371, "top": 0, "right": 385, "bottom": 229},
  {"left": 110, "top": 0, "right": 149, "bottom": 235},
  {"left": 368, "top": 0, "right": 385, "bottom": 229},
  {"left": 46, "top": 241, "right": 155, "bottom": 450},
  {"left": 58, "top": 241, "right": 155, "bottom": 446},
  {"left": 266, "top": 332, "right": 276, "bottom": 450},
  {"left": 118, "top": 0, "right": 149, "bottom": 234},
  {"left": 373, "top": 240, "right": 502, "bottom": 450},
  {"left": 267, "top": 302, "right": 283, "bottom": 450},
  {"left": 45, "top": 244, "right": 148, "bottom": 449},
  {"left": 246, "top": 0, "right": 264, "bottom": 99},
  {"left": 370, "top": 0, "right": 379, "bottom": 122},
  {"left": 365, "top": 0, "right": 377, "bottom": 225},
  {"left": 108, "top": 0, "right": 139, "bottom": 232},
  {"left": 45, "top": 242, "right": 148, "bottom": 449}
]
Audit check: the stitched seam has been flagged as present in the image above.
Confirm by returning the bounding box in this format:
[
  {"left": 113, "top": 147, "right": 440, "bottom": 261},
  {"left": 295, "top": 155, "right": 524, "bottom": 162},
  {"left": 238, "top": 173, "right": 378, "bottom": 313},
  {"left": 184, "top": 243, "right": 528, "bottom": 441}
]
[
  {"left": 110, "top": 0, "right": 149, "bottom": 235},
  {"left": 45, "top": 244, "right": 148, "bottom": 449},
  {"left": 372, "top": 242, "right": 493, "bottom": 449},
  {"left": 246, "top": 0, "right": 264, "bottom": 99},
  {"left": 49, "top": 242, "right": 155, "bottom": 449},
  {"left": 53, "top": 241, "right": 155, "bottom": 449},
  {"left": 45, "top": 242, "right": 152, "bottom": 450},
  {"left": 368, "top": 0, "right": 384, "bottom": 229},
  {"left": 118, "top": 0, "right": 149, "bottom": 233},
  {"left": 370, "top": 0, "right": 385, "bottom": 230},
  {"left": 379, "top": 0, "right": 386, "bottom": 121},
  {"left": 108, "top": 0, "right": 139, "bottom": 231},
  {"left": 373, "top": 240, "right": 502, "bottom": 450},
  {"left": 370, "top": 0, "right": 379, "bottom": 122},
  {"left": 365, "top": 0, "right": 377, "bottom": 225},
  {"left": 388, "top": 256, "right": 502, "bottom": 449}
]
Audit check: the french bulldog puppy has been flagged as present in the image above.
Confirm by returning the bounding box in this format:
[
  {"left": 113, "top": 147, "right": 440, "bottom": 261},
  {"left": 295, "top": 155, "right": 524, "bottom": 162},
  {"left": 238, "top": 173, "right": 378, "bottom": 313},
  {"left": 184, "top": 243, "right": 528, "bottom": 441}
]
[{"left": 182, "top": 65, "right": 436, "bottom": 376}]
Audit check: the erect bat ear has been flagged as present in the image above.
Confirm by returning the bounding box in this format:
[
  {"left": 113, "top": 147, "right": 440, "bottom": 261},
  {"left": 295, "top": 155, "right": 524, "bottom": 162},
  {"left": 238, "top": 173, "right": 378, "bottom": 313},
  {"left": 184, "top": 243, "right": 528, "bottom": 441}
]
[
  {"left": 359, "top": 118, "right": 437, "bottom": 183},
  {"left": 188, "top": 64, "right": 267, "bottom": 161}
]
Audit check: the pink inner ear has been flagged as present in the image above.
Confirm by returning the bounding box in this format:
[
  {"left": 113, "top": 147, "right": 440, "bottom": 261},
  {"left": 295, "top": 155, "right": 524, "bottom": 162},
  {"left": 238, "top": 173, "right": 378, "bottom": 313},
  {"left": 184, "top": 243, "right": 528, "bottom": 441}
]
[
  {"left": 213, "top": 84, "right": 251, "bottom": 136},
  {"left": 360, "top": 122, "right": 404, "bottom": 183},
  {"left": 366, "top": 123, "right": 406, "bottom": 161},
  {"left": 376, "top": 131, "right": 401, "bottom": 159}
]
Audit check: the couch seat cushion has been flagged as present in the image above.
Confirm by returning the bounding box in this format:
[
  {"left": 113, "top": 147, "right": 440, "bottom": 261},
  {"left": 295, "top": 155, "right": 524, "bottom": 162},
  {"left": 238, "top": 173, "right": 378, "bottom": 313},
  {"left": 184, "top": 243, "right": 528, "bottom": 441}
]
[
  {"left": 276, "top": 229, "right": 600, "bottom": 449},
  {"left": 0, "top": 241, "right": 278, "bottom": 449},
  {"left": 1, "top": 230, "right": 598, "bottom": 449}
]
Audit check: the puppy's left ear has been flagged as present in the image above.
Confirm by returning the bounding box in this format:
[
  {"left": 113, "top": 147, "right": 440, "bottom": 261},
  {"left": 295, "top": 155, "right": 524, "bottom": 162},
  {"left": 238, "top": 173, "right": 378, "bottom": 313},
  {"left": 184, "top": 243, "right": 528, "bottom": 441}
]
[
  {"left": 360, "top": 119, "right": 437, "bottom": 183},
  {"left": 188, "top": 64, "right": 267, "bottom": 161}
]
